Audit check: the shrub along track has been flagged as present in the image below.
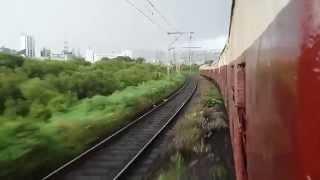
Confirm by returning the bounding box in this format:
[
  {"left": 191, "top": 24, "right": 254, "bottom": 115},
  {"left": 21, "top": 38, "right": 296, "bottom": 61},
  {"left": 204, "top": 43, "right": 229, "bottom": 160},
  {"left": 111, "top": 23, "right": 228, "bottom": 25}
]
[{"left": 42, "top": 77, "right": 197, "bottom": 180}]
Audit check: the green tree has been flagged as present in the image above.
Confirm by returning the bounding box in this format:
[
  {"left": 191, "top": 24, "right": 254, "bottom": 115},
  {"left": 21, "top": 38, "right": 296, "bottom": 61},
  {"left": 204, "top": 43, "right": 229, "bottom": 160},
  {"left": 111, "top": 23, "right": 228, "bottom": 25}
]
[
  {"left": 19, "top": 78, "right": 59, "bottom": 105},
  {"left": 136, "top": 57, "right": 146, "bottom": 63},
  {"left": 0, "top": 53, "right": 24, "bottom": 68}
]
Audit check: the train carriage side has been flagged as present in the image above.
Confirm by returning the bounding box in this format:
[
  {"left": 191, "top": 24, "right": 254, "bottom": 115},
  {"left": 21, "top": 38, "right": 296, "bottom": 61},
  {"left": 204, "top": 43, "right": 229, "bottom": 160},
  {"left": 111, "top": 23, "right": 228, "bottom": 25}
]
[{"left": 200, "top": 0, "right": 320, "bottom": 180}]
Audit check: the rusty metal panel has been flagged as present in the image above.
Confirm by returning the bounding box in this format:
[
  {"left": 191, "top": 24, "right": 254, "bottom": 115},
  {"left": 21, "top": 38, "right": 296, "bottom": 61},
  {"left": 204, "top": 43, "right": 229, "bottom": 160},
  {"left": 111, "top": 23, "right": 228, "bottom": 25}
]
[{"left": 235, "top": 64, "right": 246, "bottom": 108}]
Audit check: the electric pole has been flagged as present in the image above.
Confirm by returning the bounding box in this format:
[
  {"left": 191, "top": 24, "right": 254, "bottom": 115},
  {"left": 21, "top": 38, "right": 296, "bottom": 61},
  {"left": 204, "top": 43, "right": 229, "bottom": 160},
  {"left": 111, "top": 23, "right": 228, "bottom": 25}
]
[
  {"left": 167, "top": 31, "right": 195, "bottom": 72},
  {"left": 182, "top": 46, "right": 201, "bottom": 72}
]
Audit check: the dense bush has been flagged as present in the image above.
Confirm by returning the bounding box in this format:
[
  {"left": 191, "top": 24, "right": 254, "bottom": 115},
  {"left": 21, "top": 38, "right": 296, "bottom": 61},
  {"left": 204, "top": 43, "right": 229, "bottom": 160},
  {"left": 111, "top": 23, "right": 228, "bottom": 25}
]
[
  {"left": 0, "top": 54, "right": 186, "bottom": 179},
  {"left": 0, "top": 55, "right": 167, "bottom": 117}
]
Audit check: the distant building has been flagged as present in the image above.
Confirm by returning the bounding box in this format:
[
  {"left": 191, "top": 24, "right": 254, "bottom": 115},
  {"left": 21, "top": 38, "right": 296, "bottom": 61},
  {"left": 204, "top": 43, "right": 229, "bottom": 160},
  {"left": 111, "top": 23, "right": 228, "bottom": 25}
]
[
  {"left": 119, "top": 50, "right": 133, "bottom": 58},
  {"left": 51, "top": 50, "right": 75, "bottom": 61},
  {"left": 63, "top": 41, "right": 69, "bottom": 55},
  {"left": 60, "top": 41, "right": 78, "bottom": 60},
  {"left": 40, "top": 48, "right": 51, "bottom": 59},
  {"left": 94, "top": 50, "right": 134, "bottom": 61},
  {"left": 20, "top": 34, "right": 35, "bottom": 57},
  {"left": 85, "top": 48, "right": 96, "bottom": 63},
  {"left": 84, "top": 49, "right": 134, "bottom": 63},
  {"left": 51, "top": 51, "right": 66, "bottom": 60},
  {"left": 47, "top": 41, "right": 80, "bottom": 61}
]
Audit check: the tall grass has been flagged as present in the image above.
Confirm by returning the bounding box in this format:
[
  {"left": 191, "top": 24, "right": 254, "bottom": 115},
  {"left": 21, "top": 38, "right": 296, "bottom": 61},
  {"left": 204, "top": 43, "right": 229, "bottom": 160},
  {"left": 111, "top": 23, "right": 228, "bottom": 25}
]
[
  {"left": 156, "top": 84, "right": 229, "bottom": 180},
  {"left": 158, "top": 153, "right": 186, "bottom": 180}
]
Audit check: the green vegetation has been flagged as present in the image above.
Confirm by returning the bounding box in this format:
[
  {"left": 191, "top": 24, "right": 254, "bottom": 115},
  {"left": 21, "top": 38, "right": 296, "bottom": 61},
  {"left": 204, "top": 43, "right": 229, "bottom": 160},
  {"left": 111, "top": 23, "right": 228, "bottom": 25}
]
[
  {"left": 173, "top": 106, "right": 204, "bottom": 155},
  {"left": 158, "top": 153, "right": 187, "bottom": 180},
  {"left": 173, "top": 86, "right": 224, "bottom": 156},
  {"left": 203, "top": 86, "right": 224, "bottom": 108},
  {"left": 157, "top": 84, "right": 230, "bottom": 180},
  {"left": 0, "top": 53, "right": 186, "bottom": 179}
]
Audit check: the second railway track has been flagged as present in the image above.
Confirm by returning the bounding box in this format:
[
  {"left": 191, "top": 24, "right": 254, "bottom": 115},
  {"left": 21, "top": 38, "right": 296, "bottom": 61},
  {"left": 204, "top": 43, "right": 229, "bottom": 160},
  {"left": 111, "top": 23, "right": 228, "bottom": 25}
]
[{"left": 43, "top": 77, "right": 197, "bottom": 180}]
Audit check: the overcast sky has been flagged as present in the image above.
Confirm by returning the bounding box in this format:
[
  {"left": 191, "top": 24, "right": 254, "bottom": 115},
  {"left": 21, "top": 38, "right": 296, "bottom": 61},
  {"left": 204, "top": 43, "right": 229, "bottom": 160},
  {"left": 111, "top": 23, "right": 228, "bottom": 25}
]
[{"left": 0, "top": 0, "right": 231, "bottom": 54}]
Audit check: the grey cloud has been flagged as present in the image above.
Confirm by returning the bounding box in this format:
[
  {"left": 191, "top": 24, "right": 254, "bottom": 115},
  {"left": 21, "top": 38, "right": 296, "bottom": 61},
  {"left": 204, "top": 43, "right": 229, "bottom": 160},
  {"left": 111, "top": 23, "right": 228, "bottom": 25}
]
[{"left": 0, "top": 0, "right": 231, "bottom": 54}]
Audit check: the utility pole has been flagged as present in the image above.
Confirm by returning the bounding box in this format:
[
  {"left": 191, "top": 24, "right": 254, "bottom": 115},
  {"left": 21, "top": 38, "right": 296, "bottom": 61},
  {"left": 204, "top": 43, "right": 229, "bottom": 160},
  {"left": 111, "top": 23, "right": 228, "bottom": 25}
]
[
  {"left": 188, "top": 32, "right": 194, "bottom": 70},
  {"left": 167, "top": 31, "right": 195, "bottom": 72},
  {"left": 182, "top": 46, "right": 201, "bottom": 72},
  {"left": 168, "top": 47, "right": 176, "bottom": 74}
]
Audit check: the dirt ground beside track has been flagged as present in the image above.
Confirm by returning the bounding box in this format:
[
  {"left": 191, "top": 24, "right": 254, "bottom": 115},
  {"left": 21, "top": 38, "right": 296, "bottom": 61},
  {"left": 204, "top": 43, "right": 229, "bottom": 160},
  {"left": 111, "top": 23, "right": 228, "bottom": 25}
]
[{"left": 147, "top": 75, "right": 235, "bottom": 180}]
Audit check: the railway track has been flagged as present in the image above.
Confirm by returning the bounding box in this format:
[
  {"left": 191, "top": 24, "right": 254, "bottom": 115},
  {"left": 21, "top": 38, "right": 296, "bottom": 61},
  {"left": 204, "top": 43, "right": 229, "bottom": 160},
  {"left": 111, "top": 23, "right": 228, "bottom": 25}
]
[{"left": 42, "top": 77, "right": 197, "bottom": 180}]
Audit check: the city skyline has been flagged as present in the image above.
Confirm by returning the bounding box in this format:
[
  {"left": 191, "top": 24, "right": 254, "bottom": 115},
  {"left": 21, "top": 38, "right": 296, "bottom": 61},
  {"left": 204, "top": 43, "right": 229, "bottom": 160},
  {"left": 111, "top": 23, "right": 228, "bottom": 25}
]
[{"left": 1, "top": 33, "right": 221, "bottom": 65}]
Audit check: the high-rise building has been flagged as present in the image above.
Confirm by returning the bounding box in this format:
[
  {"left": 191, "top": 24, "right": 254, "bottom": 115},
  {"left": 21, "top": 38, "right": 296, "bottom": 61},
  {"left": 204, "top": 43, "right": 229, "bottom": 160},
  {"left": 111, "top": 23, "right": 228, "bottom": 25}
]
[
  {"left": 63, "top": 41, "right": 69, "bottom": 55},
  {"left": 20, "top": 34, "right": 35, "bottom": 57},
  {"left": 85, "top": 48, "right": 96, "bottom": 63},
  {"left": 40, "top": 48, "right": 51, "bottom": 58}
]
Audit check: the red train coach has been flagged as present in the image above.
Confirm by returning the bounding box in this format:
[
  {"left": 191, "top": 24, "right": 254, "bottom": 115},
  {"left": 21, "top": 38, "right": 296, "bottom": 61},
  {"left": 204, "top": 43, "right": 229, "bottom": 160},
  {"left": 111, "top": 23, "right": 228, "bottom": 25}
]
[{"left": 200, "top": 0, "right": 320, "bottom": 180}]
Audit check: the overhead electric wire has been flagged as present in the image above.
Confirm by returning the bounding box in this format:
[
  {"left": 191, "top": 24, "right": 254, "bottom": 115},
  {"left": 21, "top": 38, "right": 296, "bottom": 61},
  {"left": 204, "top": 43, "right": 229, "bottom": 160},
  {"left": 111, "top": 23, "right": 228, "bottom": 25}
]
[
  {"left": 124, "top": 0, "right": 167, "bottom": 33},
  {"left": 145, "top": 0, "right": 176, "bottom": 30},
  {"left": 168, "top": 34, "right": 183, "bottom": 48}
]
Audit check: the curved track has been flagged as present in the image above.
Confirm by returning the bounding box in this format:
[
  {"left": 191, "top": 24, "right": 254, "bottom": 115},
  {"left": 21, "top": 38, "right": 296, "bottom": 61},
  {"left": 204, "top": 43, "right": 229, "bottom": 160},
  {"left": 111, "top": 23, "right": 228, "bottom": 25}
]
[{"left": 42, "top": 78, "right": 197, "bottom": 180}]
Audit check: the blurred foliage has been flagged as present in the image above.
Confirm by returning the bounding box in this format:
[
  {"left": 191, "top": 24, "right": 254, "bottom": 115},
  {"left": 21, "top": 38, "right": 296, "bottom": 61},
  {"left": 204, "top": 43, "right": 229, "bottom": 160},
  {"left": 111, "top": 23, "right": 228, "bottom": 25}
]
[
  {"left": 158, "top": 153, "right": 186, "bottom": 180},
  {"left": 157, "top": 84, "right": 228, "bottom": 180},
  {"left": 204, "top": 87, "right": 224, "bottom": 108},
  {"left": 0, "top": 53, "right": 186, "bottom": 179}
]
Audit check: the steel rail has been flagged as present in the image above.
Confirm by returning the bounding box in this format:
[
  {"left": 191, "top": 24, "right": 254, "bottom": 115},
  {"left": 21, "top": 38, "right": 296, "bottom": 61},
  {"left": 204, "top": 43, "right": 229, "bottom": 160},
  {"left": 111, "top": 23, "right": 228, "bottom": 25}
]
[
  {"left": 114, "top": 80, "right": 197, "bottom": 180},
  {"left": 42, "top": 78, "right": 197, "bottom": 180}
]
